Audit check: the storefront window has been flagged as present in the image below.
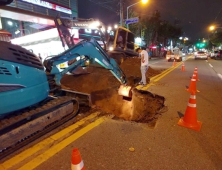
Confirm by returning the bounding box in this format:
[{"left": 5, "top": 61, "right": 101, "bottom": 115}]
[{"left": 1, "top": 17, "right": 52, "bottom": 39}]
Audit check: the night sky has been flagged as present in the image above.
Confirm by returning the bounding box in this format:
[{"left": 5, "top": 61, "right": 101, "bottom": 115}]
[{"left": 78, "top": 0, "right": 222, "bottom": 41}]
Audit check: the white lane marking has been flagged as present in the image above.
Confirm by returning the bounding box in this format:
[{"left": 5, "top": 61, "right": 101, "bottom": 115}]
[
  {"left": 218, "top": 73, "right": 222, "bottom": 80},
  {"left": 209, "top": 63, "right": 213, "bottom": 67}
]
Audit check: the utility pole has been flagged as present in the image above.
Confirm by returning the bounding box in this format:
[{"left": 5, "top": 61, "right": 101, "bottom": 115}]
[{"left": 119, "top": 0, "right": 124, "bottom": 26}]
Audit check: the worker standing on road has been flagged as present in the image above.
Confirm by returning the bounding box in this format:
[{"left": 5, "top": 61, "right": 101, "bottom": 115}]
[{"left": 136, "top": 48, "right": 149, "bottom": 86}]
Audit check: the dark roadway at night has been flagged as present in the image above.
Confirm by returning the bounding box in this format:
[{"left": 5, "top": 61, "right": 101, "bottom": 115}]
[
  {"left": 35, "top": 55, "right": 222, "bottom": 170},
  {"left": 2, "top": 54, "right": 222, "bottom": 170}
]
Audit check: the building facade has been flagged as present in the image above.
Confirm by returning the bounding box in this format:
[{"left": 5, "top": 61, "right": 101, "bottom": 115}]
[
  {"left": 0, "top": 0, "right": 78, "bottom": 38},
  {"left": 0, "top": 0, "right": 78, "bottom": 60}
]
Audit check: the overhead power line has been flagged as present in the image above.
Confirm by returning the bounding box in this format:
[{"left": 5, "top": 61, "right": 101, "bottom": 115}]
[
  {"left": 215, "top": 7, "right": 222, "bottom": 21},
  {"left": 87, "top": 0, "right": 119, "bottom": 14}
]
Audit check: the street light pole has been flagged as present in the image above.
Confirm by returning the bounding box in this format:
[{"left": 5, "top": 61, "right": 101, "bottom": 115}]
[
  {"left": 126, "top": 0, "right": 148, "bottom": 29},
  {"left": 120, "top": 0, "right": 124, "bottom": 26},
  {"left": 126, "top": 2, "right": 140, "bottom": 29}
]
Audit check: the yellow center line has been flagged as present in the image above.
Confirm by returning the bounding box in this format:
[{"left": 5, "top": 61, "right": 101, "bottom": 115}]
[
  {"left": 137, "top": 56, "right": 192, "bottom": 91},
  {"left": 18, "top": 115, "right": 112, "bottom": 170},
  {"left": 0, "top": 112, "right": 100, "bottom": 170},
  {"left": 152, "top": 63, "right": 181, "bottom": 82}
]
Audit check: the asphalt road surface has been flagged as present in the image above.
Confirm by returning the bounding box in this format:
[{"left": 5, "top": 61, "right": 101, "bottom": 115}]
[{"left": 1, "top": 55, "right": 222, "bottom": 170}]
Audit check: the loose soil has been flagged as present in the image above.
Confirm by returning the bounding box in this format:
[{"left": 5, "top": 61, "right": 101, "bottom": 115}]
[{"left": 61, "top": 57, "right": 166, "bottom": 123}]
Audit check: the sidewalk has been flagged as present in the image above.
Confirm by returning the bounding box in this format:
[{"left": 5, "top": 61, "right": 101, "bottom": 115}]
[{"left": 34, "top": 59, "right": 222, "bottom": 170}]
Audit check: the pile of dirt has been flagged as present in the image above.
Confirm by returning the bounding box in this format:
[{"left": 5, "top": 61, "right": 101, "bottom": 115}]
[{"left": 61, "top": 57, "right": 165, "bottom": 122}]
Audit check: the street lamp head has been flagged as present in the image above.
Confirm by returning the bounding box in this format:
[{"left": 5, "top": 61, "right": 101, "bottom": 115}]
[
  {"left": 142, "top": 0, "right": 148, "bottom": 4},
  {"left": 209, "top": 25, "right": 215, "bottom": 31}
]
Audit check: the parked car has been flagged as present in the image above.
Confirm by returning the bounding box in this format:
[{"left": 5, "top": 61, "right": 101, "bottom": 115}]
[
  {"left": 211, "top": 50, "right": 218, "bottom": 58},
  {"left": 195, "top": 51, "right": 208, "bottom": 60},
  {"left": 215, "top": 50, "right": 222, "bottom": 60},
  {"left": 206, "top": 51, "right": 211, "bottom": 58},
  {"left": 210, "top": 51, "right": 215, "bottom": 58}
]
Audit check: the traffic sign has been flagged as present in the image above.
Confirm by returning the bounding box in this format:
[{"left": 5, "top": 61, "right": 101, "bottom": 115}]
[{"left": 125, "top": 17, "right": 139, "bottom": 25}]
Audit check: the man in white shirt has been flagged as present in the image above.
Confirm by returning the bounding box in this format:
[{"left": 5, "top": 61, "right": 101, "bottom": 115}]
[{"left": 136, "top": 48, "right": 149, "bottom": 86}]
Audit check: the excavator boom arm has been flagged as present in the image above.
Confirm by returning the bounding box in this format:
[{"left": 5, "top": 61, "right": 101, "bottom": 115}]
[{"left": 44, "top": 38, "right": 127, "bottom": 86}]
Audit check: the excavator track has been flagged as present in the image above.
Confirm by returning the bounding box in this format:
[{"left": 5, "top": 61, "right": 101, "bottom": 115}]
[{"left": 0, "top": 96, "right": 79, "bottom": 160}]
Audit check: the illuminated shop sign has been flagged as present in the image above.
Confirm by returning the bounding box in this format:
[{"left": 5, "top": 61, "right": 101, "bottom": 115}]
[{"left": 20, "top": 0, "right": 72, "bottom": 14}]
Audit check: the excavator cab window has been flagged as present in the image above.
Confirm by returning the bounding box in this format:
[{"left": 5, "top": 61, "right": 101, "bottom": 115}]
[
  {"left": 79, "top": 28, "right": 101, "bottom": 41},
  {"left": 108, "top": 30, "right": 115, "bottom": 41},
  {"left": 126, "top": 32, "right": 134, "bottom": 50},
  {"left": 106, "top": 30, "right": 116, "bottom": 49},
  {"left": 116, "top": 29, "right": 127, "bottom": 49}
]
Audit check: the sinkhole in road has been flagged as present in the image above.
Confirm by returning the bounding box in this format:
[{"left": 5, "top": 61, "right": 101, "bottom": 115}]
[
  {"left": 91, "top": 87, "right": 166, "bottom": 125},
  {"left": 61, "top": 57, "right": 167, "bottom": 125}
]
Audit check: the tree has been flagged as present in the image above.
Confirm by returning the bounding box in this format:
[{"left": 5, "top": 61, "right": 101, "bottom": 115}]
[
  {"left": 127, "top": 10, "right": 161, "bottom": 46},
  {"left": 142, "top": 10, "right": 161, "bottom": 46},
  {"left": 158, "top": 21, "right": 182, "bottom": 47},
  {"left": 127, "top": 10, "right": 141, "bottom": 37},
  {"left": 127, "top": 8, "right": 183, "bottom": 56},
  {"left": 210, "top": 30, "right": 222, "bottom": 47}
]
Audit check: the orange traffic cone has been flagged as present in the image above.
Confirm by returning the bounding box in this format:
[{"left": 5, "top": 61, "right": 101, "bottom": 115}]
[
  {"left": 192, "top": 73, "right": 197, "bottom": 80},
  {"left": 186, "top": 78, "right": 200, "bottom": 93},
  {"left": 173, "top": 59, "right": 176, "bottom": 66},
  {"left": 193, "top": 69, "right": 200, "bottom": 81},
  {"left": 71, "top": 148, "right": 85, "bottom": 170},
  {"left": 181, "top": 62, "right": 185, "bottom": 71},
  {"left": 178, "top": 92, "right": 202, "bottom": 131}
]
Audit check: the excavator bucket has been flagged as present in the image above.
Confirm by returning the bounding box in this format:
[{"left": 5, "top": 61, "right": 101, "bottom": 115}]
[{"left": 118, "top": 85, "right": 132, "bottom": 98}]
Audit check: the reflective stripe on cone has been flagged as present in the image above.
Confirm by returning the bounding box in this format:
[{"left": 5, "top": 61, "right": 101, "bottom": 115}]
[{"left": 186, "top": 78, "right": 200, "bottom": 93}]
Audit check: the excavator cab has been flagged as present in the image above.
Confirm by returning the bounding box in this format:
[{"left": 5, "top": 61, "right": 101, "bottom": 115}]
[{"left": 106, "top": 27, "right": 138, "bottom": 56}]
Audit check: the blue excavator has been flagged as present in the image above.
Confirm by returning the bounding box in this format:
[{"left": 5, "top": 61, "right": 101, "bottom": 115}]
[
  {"left": 0, "top": 38, "right": 132, "bottom": 153},
  {"left": 0, "top": 1, "right": 132, "bottom": 154}
]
